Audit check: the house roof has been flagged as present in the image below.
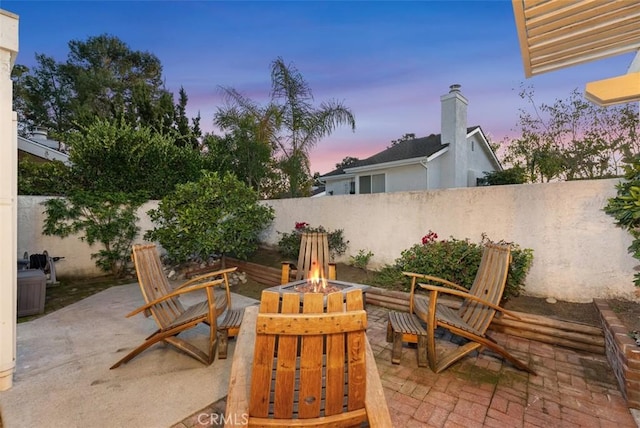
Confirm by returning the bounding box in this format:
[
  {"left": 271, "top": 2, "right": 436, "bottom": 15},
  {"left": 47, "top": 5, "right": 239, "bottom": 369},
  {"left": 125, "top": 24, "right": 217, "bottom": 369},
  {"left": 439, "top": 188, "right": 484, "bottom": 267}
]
[
  {"left": 321, "top": 126, "right": 480, "bottom": 179},
  {"left": 18, "top": 135, "right": 71, "bottom": 165}
]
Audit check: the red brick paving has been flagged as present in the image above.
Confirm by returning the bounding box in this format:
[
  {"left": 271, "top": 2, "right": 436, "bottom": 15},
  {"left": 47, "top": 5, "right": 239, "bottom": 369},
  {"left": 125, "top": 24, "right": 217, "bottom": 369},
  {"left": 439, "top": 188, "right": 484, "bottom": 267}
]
[
  {"left": 176, "top": 304, "right": 638, "bottom": 427},
  {"left": 367, "top": 304, "right": 638, "bottom": 428}
]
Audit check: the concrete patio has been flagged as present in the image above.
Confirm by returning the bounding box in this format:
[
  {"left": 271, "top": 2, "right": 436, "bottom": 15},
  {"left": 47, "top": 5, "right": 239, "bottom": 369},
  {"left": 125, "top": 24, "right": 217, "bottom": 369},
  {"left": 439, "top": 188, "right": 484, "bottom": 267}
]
[{"left": 1, "top": 283, "right": 639, "bottom": 427}]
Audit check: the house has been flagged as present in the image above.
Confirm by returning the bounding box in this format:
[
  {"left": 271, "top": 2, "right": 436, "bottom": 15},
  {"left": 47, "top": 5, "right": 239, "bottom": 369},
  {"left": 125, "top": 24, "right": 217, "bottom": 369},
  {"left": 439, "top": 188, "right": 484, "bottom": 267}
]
[
  {"left": 319, "top": 85, "right": 501, "bottom": 195},
  {"left": 18, "top": 127, "right": 70, "bottom": 165}
]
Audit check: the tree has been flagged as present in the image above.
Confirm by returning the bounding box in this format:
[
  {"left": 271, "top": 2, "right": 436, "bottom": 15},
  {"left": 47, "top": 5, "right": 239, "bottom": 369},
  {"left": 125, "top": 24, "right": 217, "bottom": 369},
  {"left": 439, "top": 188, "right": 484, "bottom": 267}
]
[
  {"left": 388, "top": 133, "right": 416, "bottom": 148},
  {"left": 211, "top": 90, "right": 280, "bottom": 194},
  {"left": 270, "top": 57, "right": 356, "bottom": 197},
  {"left": 18, "top": 159, "right": 74, "bottom": 196},
  {"left": 502, "top": 86, "right": 639, "bottom": 183},
  {"left": 335, "top": 156, "right": 359, "bottom": 170},
  {"left": 12, "top": 34, "right": 191, "bottom": 140},
  {"left": 42, "top": 191, "right": 144, "bottom": 278},
  {"left": 145, "top": 171, "right": 275, "bottom": 263},
  {"left": 67, "top": 118, "right": 210, "bottom": 199},
  {"left": 11, "top": 55, "right": 73, "bottom": 136},
  {"left": 478, "top": 167, "right": 527, "bottom": 186},
  {"left": 218, "top": 57, "right": 356, "bottom": 198},
  {"left": 174, "top": 87, "right": 201, "bottom": 149}
]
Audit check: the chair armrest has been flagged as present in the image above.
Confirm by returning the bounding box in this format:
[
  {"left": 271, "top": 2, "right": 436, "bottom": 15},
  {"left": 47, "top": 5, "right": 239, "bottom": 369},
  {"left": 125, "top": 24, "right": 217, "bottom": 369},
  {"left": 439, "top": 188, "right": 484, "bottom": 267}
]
[
  {"left": 418, "top": 283, "right": 522, "bottom": 321},
  {"left": 225, "top": 305, "right": 258, "bottom": 428},
  {"left": 126, "top": 278, "right": 225, "bottom": 318},
  {"left": 175, "top": 267, "right": 238, "bottom": 290},
  {"left": 364, "top": 336, "right": 393, "bottom": 427},
  {"left": 281, "top": 261, "right": 297, "bottom": 284},
  {"left": 403, "top": 271, "right": 468, "bottom": 292}
]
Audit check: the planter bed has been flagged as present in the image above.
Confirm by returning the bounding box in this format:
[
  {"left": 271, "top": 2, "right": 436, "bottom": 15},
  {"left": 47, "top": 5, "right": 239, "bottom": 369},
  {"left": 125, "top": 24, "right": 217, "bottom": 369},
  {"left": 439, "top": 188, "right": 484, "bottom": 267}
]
[
  {"left": 594, "top": 299, "right": 640, "bottom": 409},
  {"left": 227, "top": 257, "right": 605, "bottom": 354}
]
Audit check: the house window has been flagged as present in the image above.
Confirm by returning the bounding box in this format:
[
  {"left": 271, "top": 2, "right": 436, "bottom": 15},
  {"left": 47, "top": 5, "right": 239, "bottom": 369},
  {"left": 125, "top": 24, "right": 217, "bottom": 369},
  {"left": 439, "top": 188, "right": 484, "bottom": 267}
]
[
  {"left": 350, "top": 179, "right": 355, "bottom": 194},
  {"left": 359, "top": 174, "right": 385, "bottom": 194}
]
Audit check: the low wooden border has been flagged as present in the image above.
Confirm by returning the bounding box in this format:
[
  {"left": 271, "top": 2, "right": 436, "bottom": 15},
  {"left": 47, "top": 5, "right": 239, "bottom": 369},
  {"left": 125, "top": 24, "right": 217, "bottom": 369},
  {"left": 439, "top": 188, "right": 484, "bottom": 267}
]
[{"left": 226, "top": 258, "right": 605, "bottom": 355}]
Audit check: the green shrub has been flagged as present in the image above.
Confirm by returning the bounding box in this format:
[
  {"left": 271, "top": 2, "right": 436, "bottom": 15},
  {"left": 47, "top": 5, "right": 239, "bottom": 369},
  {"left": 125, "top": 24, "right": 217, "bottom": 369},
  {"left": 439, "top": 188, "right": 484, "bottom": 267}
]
[
  {"left": 19, "top": 159, "right": 75, "bottom": 196},
  {"left": 350, "top": 249, "right": 374, "bottom": 270},
  {"left": 277, "top": 222, "right": 349, "bottom": 260},
  {"left": 372, "top": 231, "right": 534, "bottom": 299},
  {"left": 42, "top": 191, "right": 144, "bottom": 277},
  {"left": 604, "top": 154, "right": 640, "bottom": 286},
  {"left": 145, "top": 171, "right": 274, "bottom": 263}
]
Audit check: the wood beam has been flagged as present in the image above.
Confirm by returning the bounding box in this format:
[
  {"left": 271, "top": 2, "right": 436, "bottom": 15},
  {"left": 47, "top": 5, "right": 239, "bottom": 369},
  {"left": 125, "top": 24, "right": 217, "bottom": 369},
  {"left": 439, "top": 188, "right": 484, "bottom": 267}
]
[{"left": 584, "top": 72, "right": 640, "bottom": 106}]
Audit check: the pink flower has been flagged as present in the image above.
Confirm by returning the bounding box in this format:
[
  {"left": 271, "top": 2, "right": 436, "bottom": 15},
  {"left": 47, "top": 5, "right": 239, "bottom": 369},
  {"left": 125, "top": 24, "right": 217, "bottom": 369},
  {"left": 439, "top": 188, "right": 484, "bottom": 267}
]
[
  {"left": 421, "top": 230, "right": 438, "bottom": 245},
  {"left": 295, "top": 222, "right": 309, "bottom": 230}
]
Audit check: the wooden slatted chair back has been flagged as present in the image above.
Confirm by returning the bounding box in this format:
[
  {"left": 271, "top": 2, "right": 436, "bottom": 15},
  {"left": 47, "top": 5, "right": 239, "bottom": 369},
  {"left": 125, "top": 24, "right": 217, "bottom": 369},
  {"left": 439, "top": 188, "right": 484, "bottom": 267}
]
[
  {"left": 132, "top": 244, "right": 185, "bottom": 328},
  {"left": 458, "top": 243, "right": 511, "bottom": 334},
  {"left": 248, "top": 289, "right": 369, "bottom": 426},
  {"left": 296, "top": 232, "right": 332, "bottom": 281}
]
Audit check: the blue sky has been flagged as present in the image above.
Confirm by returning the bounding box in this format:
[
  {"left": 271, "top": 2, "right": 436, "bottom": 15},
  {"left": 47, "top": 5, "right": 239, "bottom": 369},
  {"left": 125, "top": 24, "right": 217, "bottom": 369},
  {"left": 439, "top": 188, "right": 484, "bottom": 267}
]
[{"left": 2, "top": 0, "right": 636, "bottom": 174}]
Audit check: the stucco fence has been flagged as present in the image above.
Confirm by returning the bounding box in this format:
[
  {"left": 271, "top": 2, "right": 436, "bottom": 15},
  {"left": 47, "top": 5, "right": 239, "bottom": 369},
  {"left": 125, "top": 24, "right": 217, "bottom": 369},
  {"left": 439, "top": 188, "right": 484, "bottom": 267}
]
[{"left": 18, "top": 178, "right": 637, "bottom": 302}]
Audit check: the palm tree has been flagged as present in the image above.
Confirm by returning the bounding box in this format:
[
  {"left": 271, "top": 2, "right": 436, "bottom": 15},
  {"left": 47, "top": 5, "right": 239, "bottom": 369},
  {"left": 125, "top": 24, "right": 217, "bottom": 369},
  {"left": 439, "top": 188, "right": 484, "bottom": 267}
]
[
  {"left": 216, "top": 57, "right": 356, "bottom": 198},
  {"left": 270, "top": 57, "right": 355, "bottom": 197},
  {"left": 214, "top": 88, "right": 280, "bottom": 194}
]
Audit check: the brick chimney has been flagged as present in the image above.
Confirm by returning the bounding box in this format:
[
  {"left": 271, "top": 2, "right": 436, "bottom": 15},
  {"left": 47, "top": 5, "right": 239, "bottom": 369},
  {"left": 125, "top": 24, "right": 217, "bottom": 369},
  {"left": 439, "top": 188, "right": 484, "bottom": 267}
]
[{"left": 440, "top": 84, "right": 468, "bottom": 188}]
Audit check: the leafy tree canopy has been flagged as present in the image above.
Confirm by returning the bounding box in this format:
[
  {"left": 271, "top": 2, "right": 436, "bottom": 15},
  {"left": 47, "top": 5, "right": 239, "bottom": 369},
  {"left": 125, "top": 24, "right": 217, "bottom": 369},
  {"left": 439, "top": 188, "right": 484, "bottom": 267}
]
[
  {"left": 67, "top": 118, "right": 213, "bottom": 198},
  {"left": 12, "top": 34, "right": 200, "bottom": 147},
  {"left": 388, "top": 133, "right": 416, "bottom": 148},
  {"left": 501, "top": 86, "right": 639, "bottom": 183},
  {"left": 335, "top": 156, "right": 360, "bottom": 170}
]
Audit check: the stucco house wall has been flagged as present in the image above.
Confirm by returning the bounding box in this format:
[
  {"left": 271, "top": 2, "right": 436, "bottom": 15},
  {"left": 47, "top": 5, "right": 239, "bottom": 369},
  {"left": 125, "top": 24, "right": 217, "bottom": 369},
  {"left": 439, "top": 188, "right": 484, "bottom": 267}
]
[
  {"left": 18, "top": 179, "right": 637, "bottom": 303},
  {"left": 385, "top": 163, "right": 428, "bottom": 192},
  {"left": 466, "top": 131, "right": 498, "bottom": 186},
  {"left": 325, "top": 176, "right": 352, "bottom": 196}
]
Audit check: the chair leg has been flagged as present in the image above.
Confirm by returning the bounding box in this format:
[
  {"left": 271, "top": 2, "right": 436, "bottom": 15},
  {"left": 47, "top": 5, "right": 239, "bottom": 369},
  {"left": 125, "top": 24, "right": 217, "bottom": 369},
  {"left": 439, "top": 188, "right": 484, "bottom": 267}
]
[
  {"left": 386, "top": 318, "right": 394, "bottom": 343},
  {"left": 391, "top": 330, "right": 403, "bottom": 365},
  {"left": 426, "top": 322, "right": 438, "bottom": 373},
  {"left": 218, "top": 330, "right": 229, "bottom": 359},
  {"left": 111, "top": 338, "right": 162, "bottom": 369},
  {"left": 416, "top": 335, "right": 428, "bottom": 368}
]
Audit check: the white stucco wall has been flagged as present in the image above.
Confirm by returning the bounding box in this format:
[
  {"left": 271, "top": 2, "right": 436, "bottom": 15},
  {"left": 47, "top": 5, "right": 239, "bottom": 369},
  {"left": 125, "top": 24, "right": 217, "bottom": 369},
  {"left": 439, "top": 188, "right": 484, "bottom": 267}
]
[
  {"left": 260, "top": 179, "right": 635, "bottom": 303},
  {"left": 18, "top": 178, "right": 638, "bottom": 302},
  {"left": 17, "top": 197, "right": 159, "bottom": 278}
]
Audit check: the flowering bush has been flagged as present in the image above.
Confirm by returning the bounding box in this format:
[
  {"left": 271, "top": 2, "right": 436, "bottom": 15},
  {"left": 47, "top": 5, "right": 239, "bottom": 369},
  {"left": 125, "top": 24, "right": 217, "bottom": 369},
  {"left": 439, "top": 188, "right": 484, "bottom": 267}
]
[
  {"left": 277, "top": 222, "right": 349, "bottom": 260},
  {"left": 373, "top": 231, "right": 533, "bottom": 299},
  {"left": 421, "top": 230, "right": 438, "bottom": 245}
]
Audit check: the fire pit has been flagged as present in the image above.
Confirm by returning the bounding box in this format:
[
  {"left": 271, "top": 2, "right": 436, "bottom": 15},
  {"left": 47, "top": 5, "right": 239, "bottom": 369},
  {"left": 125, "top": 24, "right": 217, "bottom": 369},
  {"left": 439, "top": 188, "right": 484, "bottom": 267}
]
[{"left": 264, "top": 279, "right": 369, "bottom": 299}]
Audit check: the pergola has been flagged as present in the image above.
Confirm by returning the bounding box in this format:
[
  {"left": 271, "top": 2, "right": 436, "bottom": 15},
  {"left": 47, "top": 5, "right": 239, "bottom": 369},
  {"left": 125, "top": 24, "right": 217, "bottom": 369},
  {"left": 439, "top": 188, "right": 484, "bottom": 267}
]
[{"left": 512, "top": 0, "right": 640, "bottom": 106}]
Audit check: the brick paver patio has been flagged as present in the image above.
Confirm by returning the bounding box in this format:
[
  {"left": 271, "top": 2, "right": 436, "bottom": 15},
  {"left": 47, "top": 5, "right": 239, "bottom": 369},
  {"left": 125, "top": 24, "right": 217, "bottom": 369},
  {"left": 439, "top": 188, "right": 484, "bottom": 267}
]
[{"left": 177, "top": 304, "right": 638, "bottom": 428}]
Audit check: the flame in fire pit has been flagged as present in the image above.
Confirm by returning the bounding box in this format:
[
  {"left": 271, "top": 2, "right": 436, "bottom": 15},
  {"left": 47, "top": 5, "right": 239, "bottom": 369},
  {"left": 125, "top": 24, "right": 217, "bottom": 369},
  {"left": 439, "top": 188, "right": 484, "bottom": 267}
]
[{"left": 307, "top": 261, "right": 327, "bottom": 292}]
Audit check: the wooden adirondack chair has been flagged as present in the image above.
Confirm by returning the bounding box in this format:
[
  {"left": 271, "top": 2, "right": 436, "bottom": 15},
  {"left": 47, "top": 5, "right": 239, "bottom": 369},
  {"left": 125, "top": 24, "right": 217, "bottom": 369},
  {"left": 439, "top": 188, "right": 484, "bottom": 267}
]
[
  {"left": 281, "top": 232, "right": 336, "bottom": 284},
  {"left": 225, "top": 289, "right": 392, "bottom": 427},
  {"left": 387, "top": 242, "right": 535, "bottom": 374},
  {"left": 110, "top": 244, "right": 243, "bottom": 369}
]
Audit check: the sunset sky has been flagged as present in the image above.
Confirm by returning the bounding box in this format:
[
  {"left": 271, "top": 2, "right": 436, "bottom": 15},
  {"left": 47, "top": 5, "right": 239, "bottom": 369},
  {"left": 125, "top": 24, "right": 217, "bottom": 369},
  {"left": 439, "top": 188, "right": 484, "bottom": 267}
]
[{"left": 3, "top": 0, "right": 636, "bottom": 174}]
